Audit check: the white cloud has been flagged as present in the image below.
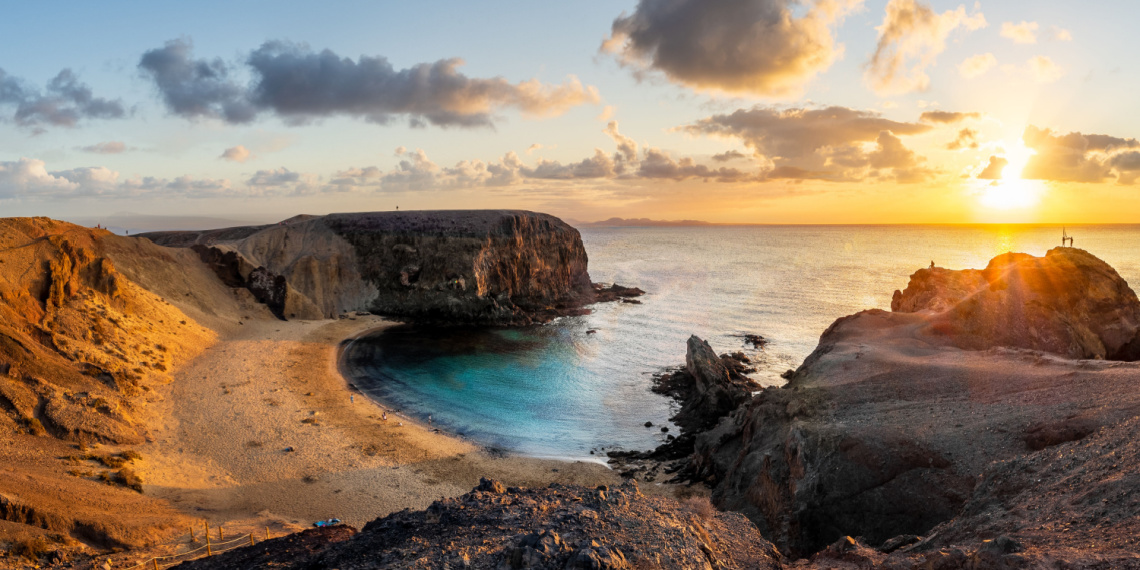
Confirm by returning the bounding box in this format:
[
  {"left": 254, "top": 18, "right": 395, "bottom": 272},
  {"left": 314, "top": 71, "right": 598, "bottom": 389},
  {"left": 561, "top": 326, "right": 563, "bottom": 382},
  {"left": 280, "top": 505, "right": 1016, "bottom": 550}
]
[
  {"left": 959, "top": 53, "right": 998, "bottom": 78},
  {"left": 1001, "top": 21, "right": 1038, "bottom": 44},
  {"left": 220, "top": 145, "right": 253, "bottom": 163},
  {"left": 1047, "top": 26, "right": 1072, "bottom": 42},
  {"left": 1028, "top": 55, "right": 1063, "bottom": 83},
  {"left": 866, "top": 0, "right": 987, "bottom": 94}
]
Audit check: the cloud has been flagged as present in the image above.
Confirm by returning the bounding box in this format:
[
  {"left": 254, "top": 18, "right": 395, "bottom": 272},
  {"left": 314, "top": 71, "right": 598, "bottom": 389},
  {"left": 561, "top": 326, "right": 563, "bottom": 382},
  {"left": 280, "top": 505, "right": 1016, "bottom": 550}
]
[
  {"left": 637, "top": 148, "right": 752, "bottom": 181},
  {"left": 1021, "top": 125, "right": 1139, "bottom": 183},
  {"left": 524, "top": 149, "right": 617, "bottom": 180},
  {"left": 0, "top": 158, "right": 81, "bottom": 197},
  {"left": 604, "top": 120, "right": 639, "bottom": 173},
  {"left": 140, "top": 38, "right": 599, "bottom": 128},
  {"left": 947, "top": 128, "right": 979, "bottom": 150},
  {"left": 526, "top": 143, "right": 544, "bottom": 155},
  {"left": 866, "top": 0, "right": 987, "bottom": 94},
  {"left": 976, "top": 155, "right": 1008, "bottom": 179},
  {"left": 1028, "top": 56, "right": 1063, "bottom": 83},
  {"left": 712, "top": 150, "right": 748, "bottom": 162},
  {"left": 596, "top": 105, "right": 615, "bottom": 122},
  {"left": 920, "top": 110, "right": 980, "bottom": 124},
  {"left": 220, "top": 145, "right": 253, "bottom": 163},
  {"left": 0, "top": 157, "right": 235, "bottom": 199},
  {"left": 958, "top": 53, "right": 997, "bottom": 78},
  {"left": 79, "top": 141, "right": 127, "bottom": 154},
  {"left": 1047, "top": 26, "right": 1072, "bottom": 42},
  {"left": 683, "top": 105, "right": 931, "bottom": 158},
  {"left": 245, "top": 167, "right": 320, "bottom": 194},
  {"left": 601, "top": 0, "right": 861, "bottom": 97},
  {"left": 0, "top": 68, "right": 125, "bottom": 129},
  {"left": 1001, "top": 21, "right": 1038, "bottom": 44}
]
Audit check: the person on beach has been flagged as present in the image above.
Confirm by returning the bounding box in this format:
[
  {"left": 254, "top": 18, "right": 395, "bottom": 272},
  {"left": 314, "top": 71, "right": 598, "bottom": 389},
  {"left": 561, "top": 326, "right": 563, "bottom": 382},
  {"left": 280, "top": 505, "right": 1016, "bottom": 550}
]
[{"left": 382, "top": 411, "right": 387, "bottom": 421}]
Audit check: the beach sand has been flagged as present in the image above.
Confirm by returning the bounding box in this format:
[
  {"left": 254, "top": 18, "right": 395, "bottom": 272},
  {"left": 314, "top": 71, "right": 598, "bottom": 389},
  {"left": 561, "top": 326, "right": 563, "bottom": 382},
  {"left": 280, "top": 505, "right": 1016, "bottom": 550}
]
[{"left": 136, "top": 315, "right": 634, "bottom": 536}]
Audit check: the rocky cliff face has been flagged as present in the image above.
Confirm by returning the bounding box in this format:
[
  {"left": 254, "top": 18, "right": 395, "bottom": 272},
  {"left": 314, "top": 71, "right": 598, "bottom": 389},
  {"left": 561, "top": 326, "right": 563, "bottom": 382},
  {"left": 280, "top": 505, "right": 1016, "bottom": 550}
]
[
  {"left": 686, "top": 249, "right": 1140, "bottom": 562},
  {"left": 141, "top": 210, "right": 601, "bottom": 324},
  {"left": 891, "top": 248, "right": 1140, "bottom": 360}
]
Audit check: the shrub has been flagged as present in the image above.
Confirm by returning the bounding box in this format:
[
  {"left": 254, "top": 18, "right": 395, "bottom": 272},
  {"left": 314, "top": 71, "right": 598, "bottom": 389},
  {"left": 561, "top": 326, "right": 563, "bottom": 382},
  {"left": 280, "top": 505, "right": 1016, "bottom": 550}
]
[{"left": 10, "top": 536, "right": 49, "bottom": 560}]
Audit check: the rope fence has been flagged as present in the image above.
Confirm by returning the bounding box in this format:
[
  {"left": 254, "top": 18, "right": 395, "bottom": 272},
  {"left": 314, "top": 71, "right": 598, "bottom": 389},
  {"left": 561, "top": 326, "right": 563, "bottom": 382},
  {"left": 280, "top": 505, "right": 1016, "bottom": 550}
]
[{"left": 116, "top": 522, "right": 273, "bottom": 569}]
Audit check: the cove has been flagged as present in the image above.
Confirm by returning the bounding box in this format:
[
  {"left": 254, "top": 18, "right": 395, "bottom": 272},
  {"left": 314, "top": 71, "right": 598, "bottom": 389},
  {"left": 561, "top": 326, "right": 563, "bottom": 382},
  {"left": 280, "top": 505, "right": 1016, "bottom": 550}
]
[{"left": 340, "top": 319, "right": 677, "bottom": 459}]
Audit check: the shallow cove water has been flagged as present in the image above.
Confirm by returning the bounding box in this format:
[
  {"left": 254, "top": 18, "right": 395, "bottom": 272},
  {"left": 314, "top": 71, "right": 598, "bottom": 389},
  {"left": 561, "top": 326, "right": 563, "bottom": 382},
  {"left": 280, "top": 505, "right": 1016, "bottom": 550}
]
[
  {"left": 342, "top": 323, "right": 675, "bottom": 459},
  {"left": 343, "top": 224, "right": 1140, "bottom": 459}
]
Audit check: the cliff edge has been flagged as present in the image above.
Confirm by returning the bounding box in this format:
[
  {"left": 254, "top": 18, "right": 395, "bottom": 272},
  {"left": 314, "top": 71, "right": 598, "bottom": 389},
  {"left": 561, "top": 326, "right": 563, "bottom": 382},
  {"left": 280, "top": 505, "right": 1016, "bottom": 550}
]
[{"left": 139, "top": 210, "right": 622, "bottom": 325}]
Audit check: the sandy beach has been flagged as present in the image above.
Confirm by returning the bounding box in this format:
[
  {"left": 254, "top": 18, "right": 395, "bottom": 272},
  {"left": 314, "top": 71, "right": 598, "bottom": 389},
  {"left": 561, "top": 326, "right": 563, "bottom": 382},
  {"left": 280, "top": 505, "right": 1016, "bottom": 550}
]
[{"left": 135, "top": 315, "right": 637, "bottom": 537}]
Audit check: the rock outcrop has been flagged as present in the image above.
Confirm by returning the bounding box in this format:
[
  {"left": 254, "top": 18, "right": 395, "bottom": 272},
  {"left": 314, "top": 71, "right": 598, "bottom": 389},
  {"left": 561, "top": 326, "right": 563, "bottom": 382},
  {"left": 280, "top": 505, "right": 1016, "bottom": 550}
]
[
  {"left": 171, "top": 479, "right": 782, "bottom": 570},
  {"left": 687, "top": 249, "right": 1140, "bottom": 562},
  {"left": 891, "top": 248, "right": 1140, "bottom": 360},
  {"left": 140, "top": 210, "right": 626, "bottom": 325}
]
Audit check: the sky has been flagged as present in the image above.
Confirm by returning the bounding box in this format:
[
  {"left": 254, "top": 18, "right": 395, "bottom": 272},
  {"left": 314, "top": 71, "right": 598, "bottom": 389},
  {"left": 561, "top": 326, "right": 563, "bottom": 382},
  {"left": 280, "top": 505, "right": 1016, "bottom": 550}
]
[{"left": 2, "top": 0, "right": 1139, "bottom": 225}]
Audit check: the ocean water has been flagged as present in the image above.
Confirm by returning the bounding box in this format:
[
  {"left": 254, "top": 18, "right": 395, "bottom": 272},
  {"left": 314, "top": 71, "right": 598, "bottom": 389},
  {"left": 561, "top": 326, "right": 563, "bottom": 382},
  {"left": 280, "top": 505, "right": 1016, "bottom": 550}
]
[{"left": 342, "top": 225, "right": 1140, "bottom": 459}]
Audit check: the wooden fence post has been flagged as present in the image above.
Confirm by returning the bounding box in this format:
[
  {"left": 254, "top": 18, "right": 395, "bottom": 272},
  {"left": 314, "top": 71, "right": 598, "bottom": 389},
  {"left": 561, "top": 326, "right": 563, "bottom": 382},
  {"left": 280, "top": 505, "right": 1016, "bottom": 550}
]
[
  {"left": 265, "top": 527, "right": 270, "bottom": 541},
  {"left": 250, "top": 533, "right": 255, "bottom": 547},
  {"left": 153, "top": 559, "right": 159, "bottom": 570},
  {"left": 206, "top": 531, "right": 212, "bottom": 556},
  {"left": 219, "top": 525, "right": 224, "bottom": 541}
]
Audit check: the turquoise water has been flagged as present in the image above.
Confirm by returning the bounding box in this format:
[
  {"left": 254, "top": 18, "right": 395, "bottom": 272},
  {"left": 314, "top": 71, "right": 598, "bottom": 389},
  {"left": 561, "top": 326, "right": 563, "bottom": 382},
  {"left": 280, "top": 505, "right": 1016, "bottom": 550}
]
[{"left": 343, "top": 225, "right": 1140, "bottom": 459}]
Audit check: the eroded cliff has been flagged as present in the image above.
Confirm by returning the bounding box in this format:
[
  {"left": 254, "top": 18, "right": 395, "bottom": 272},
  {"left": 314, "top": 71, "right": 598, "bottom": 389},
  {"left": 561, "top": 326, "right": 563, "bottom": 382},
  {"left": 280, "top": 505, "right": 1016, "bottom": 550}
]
[{"left": 141, "top": 210, "right": 607, "bottom": 324}]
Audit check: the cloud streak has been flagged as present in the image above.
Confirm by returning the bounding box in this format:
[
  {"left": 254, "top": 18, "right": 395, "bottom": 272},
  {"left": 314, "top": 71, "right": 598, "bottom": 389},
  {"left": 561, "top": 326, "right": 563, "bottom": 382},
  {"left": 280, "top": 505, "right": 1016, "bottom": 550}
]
[
  {"left": 139, "top": 39, "right": 599, "bottom": 128},
  {"left": 601, "top": 0, "right": 860, "bottom": 97}
]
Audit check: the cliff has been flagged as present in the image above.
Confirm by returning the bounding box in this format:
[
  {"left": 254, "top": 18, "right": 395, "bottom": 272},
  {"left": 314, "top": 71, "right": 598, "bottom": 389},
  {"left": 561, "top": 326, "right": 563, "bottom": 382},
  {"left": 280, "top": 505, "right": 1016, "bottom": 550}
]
[
  {"left": 684, "top": 249, "right": 1140, "bottom": 565},
  {"left": 139, "top": 210, "right": 615, "bottom": 325}
]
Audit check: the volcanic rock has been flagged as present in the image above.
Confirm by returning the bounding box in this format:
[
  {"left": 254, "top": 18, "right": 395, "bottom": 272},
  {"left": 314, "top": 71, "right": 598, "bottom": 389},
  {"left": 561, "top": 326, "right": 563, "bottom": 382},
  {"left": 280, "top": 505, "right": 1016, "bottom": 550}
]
[
  {"left": 891, "top": 247, "right": 1140, "bottom": 360},
  {"left": 141, "top": 210, "right": 617, "bottom": 325},
  {"left": 170, "top": 480, "right": 782, "bottom": 569},
  {"left": 690, "top": 249, "right": 1140, "bottom": 563}
]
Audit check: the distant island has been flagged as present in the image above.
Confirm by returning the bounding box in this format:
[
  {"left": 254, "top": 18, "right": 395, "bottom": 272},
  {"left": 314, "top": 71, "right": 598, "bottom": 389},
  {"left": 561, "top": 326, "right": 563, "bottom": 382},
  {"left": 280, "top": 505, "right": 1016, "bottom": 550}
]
[{"left": 573, "top": 217, "right": 714, "bottom": 227}]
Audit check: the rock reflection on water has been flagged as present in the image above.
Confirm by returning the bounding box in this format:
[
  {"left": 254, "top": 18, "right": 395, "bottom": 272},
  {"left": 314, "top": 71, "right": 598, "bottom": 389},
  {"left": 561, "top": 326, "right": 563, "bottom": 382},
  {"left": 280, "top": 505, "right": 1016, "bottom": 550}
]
[{"left": 341, "top": 323, "right": 675, "bottom": 459}]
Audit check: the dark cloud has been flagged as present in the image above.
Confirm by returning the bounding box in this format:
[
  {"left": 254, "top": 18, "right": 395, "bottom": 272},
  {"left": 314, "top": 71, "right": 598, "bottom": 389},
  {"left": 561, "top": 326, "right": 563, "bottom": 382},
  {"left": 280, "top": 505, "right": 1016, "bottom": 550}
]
[
  {"left": 637, "top": 148, "right": 752, "bottom": 181},
  {"left": 712, "top": 150, "right": 748, "bottom": 162},
  {"left": 977, "top": 156, "right": 1008, "bottom": 180},
  {"left": 138, "top": 39, "right": 256, "bottom": 123},
  {"left": 601, "top": 0, "right": 857, "bottom": 96},
  {"left": 684, "top": 105, "right": 930, "bottom": 158},
  {"left": 920, "top": 110, "right": 981, "bottom": 124},
  {"left": 0, "top": 68, "right": 125, "bottom": 129},
  {"left": 947, "top": 128, "right": 979, "bottom": 150},
  {"left": 79, "top": 141, "right": 128, "bottom": 154},
  {"left": 140, "top": 39, "right": 598, "bottom": 128}
]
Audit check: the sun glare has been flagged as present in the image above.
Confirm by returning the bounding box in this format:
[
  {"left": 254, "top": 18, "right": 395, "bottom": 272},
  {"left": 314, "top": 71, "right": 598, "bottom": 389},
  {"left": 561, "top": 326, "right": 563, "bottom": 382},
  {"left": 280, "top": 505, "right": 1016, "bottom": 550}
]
[{"left": 976, "top": 140, "right": 1042, "bottom": 214}]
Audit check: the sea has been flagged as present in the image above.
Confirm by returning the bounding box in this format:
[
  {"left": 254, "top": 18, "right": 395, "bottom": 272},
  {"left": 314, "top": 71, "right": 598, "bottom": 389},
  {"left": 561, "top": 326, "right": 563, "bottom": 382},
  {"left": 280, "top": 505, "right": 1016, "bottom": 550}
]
[{"left": 340, "top": 225, "right": 1140, "bottom": 460}]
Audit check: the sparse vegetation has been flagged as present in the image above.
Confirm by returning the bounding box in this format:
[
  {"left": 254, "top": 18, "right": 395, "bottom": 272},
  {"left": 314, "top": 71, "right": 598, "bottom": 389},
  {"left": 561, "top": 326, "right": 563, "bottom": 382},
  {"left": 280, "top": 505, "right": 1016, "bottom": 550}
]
[
  {"left": 100, "top": 467, "right": 143, "bottom": 492},
  {"left": 9, "top": 536, "right": 49, "bottom": 560},
  {"left": 24, "top": 417, "right": 47, "bottom": 436},
  {"left": 682, "top": 496, "right": 716, "bottom": 521}
]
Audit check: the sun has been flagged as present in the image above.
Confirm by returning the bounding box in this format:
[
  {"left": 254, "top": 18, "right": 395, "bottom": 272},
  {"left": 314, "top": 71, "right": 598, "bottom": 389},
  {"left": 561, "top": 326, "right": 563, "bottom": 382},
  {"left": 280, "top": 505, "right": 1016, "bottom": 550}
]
[{"left": 977, "top": 141, "right": 1043, "bottom": 212}]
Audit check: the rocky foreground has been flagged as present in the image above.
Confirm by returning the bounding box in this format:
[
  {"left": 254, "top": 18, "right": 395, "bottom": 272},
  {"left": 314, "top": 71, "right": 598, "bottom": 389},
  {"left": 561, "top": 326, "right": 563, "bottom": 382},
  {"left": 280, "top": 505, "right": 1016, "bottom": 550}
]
[
  {"left": 172, "top": 479, "right": 782, "bottom": 570},
  {"left": 687, "top": 247, "right": 1140, "bottom": 566}
]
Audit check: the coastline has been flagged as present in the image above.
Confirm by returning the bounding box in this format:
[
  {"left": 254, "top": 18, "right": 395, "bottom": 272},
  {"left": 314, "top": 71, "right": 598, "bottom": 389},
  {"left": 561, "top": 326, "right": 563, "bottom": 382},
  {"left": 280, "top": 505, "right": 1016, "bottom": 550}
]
[{"left": 136, "top": 315, "right": 641, "bottom": 535}]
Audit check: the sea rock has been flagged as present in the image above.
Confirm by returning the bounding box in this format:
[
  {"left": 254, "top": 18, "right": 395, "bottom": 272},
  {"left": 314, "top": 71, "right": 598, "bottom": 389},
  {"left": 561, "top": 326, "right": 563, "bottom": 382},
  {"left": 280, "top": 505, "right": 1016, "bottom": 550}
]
[
  {"left": 141, "top": 211, "right": 612, "bottom": 325},
  {"left": 891, "top": 248, "right": 1140, "bottom": 360},
  {"left": 673, "top": 336, "right": 760, "bottom": 432}
]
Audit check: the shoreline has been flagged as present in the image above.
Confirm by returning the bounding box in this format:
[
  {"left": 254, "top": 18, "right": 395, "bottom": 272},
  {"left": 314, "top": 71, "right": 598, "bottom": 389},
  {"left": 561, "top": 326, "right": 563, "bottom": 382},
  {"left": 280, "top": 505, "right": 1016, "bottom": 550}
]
[{"left": 136, "top": 315, "right": 652, "bottom": 536}]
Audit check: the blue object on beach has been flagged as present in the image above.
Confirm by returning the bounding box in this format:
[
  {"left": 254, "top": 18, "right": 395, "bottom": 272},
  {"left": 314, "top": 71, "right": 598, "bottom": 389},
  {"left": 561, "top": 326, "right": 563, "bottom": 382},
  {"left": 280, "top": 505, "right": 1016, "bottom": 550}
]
[{"left": 313, "top": 518, "right": 341, "bottom": 527}]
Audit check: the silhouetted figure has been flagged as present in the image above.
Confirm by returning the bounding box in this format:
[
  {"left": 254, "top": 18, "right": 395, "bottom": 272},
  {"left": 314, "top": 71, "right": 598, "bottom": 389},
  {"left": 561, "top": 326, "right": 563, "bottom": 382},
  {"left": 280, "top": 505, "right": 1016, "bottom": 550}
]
[
  {"left": 930, "top": 260, "right": 935, "bottom": 269},
  {"left": 1062, "top": 227, "right": 1074, "bottom": 248}
]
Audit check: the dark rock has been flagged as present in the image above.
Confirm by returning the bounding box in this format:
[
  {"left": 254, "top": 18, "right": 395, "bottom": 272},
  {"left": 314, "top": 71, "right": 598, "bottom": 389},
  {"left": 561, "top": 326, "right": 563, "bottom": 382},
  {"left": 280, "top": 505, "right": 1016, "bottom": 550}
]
[
  {"left": 644, "top": 421, "right": 653, "bottom": 427},
  {"left": 477, "top": 477, "right": 506, "bottom": 494}
]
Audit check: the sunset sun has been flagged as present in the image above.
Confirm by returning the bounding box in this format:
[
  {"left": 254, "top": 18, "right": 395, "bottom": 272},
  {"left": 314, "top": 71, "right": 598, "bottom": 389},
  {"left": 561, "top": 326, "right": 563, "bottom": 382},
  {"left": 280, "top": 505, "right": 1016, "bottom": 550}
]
[{"left": 977, "top": 141, "right": 1043, "bottom": 212}]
